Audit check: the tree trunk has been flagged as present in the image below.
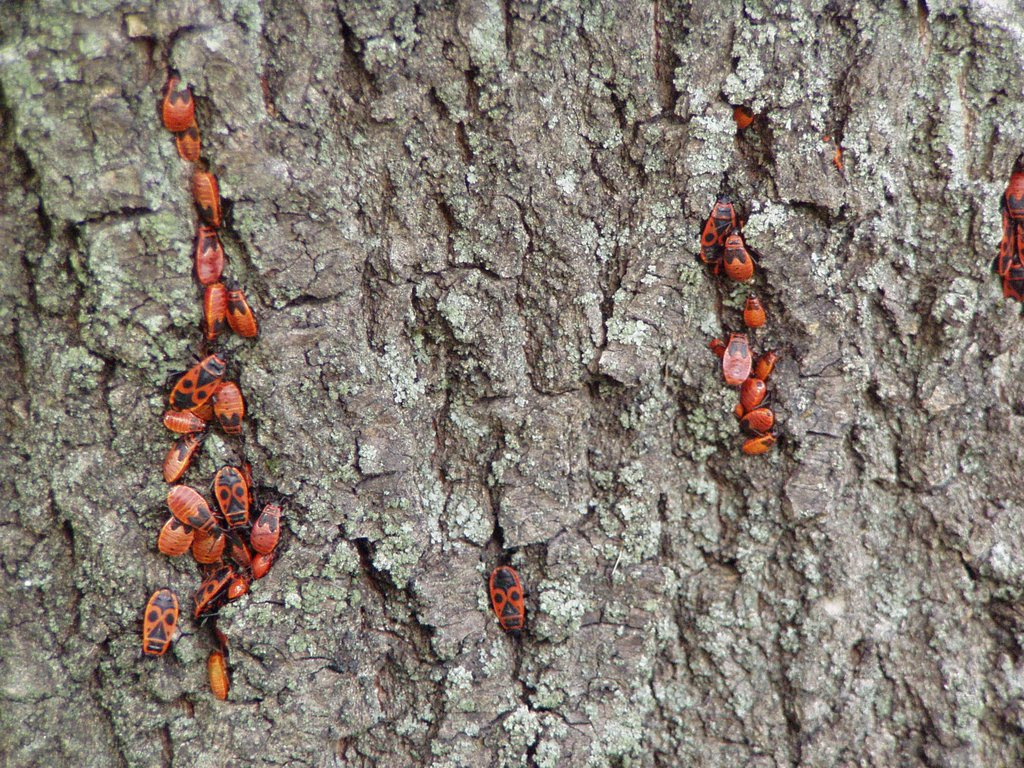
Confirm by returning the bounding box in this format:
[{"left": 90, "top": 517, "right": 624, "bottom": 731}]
[{"left": 3, "top": 1, "right": 1024, "bottom": 766}]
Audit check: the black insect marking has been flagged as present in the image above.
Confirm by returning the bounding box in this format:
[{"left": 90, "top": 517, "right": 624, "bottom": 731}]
[{"left": 148, "top": 609, "right": 160, "bottom": 622}]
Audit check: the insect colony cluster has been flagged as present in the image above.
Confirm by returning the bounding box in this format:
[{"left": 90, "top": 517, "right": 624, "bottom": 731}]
[
  {"left": 697, "top": 194, "right": 780, "bottom": 455},
  {"left": 140, "top": 74, "right": 283, "bottom": 701},
  {"left": 141, "top": 74, "right": 526, "bottom": 701}
]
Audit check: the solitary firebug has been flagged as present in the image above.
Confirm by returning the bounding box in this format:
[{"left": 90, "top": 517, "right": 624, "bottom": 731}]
[
  {"left": 224, "top": 280, "right": 258, "bottom": 338},
  {"left": 722, "top": 229, "right": 756, "bottom": 282},
  {"left": 167, "top": 484, "right": 220, "bottom": 534},
  {"left": 489, "top": 565, "right": 526, "bottom": 633},
  {"left": 722, "top": 333, "right": 752, "bottom": 386},
  {"left": 168, "top": 354, "right": 226, "bottom": 412},
  {"left": 213, "top": 466, "right": 250, "bottom": 529},
  {"left": 250, "top": 503, "right": 281, "bottom": 555},
  {"left": 160, "top": 76, "right": 194, "bottom": 133},
  {"left": 157, "top": 517, "right": 195, "bottom": 557},
  {"left": 208, "top": 649, "right": 229, "bottom": 700},
  {"left": 163, "top": 433, "right": 203, "bottom": 484},
  {"left": 743, "top": 296, "right": 766, "bottom": 328},
  {"left": 142, "top": 588, "right": 180, "bottom": 657},
  {"left": 192, "top": 170, "right": 222, "bottom": 228},
  {"left": 194, "top": 226, "right": 224, "bottom": 286}
]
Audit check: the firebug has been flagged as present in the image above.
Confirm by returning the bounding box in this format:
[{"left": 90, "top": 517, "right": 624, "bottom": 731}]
[
  {"left": 163, "top": 433, "right": 203, "bottom": 483},
  {"left": 193, "top": 565, "right": 234, "bottom": 619},
  {"left": 722, "top": 229, "right": 756, "bottom": 282},
  {"left": 227, "top": 574, "right": 250, "bottom": 600},
  {"left": 213, "top": 465, "right": 250, "bottom": 528},
  {"left": 743, "top": 296, "right": 766, "bottom": 328},
  {"left": 175, "top": 120, "right": 201, "bottom": 163},
  {"left": 194, "top": 226, "right": 225, "bottom": 286},
  {"left": 739, "top": 376, "right": 767, "bottom": 412},
  {"left": 753, "top": 350, "right": 779, "bottom": 381},
  {"left": 212, "top": 381, "right": 245, "bottom": 436},
  {"left": 207, "top": 649, "right": 229, "bottom": 700},
  {"left": 250, "top": 503, "right": 281, "bottom": 555},
  {"left": 157, "top": 517, "right": 195, "bottom": 557},
  {"left": 168, "top": 354, "right": 226, "bottom": 412},
  {"left": 489, "top": 565, "right": 526, "bottom": 633},
  {"left": 251, "top": 552, "right": 275, "bottom": 580},
  {"left": 160, "top": 76, "right": 194, "bottom": 133},
  {"left": 162, "top": 409, "right": 208, "bottom": 435},
  {"left": 708, "top": 338, "right": 727, "bottom": 359},
  {"left": 192, "top": 529, "right": 227, "bottom": 564},
  {"left": 742, "top": 433, "right": 777, "bottom": 455},
  {"left": 740, "top": 407, "right": 775, "bottom": 436},
  {"left": 1002, "top": 154, "right": 1024, "bottom": 221},
  {"left": 203, "top": 282, "right": 228, "bottom": 342},
  {"left": 167, "top": 484, "right": 220, "bottom": 534},
  {"left": 142, "top": 588, "right": 180, "bottom": 657},
  {"left": 721, "top": 333, "right": 752, "bottom": 386},
  {"left": 192, "top": 170, "right": 222, "bottom": 228},
  {"left": 224, "top": 280, "right": 258, "bottom": 338}
]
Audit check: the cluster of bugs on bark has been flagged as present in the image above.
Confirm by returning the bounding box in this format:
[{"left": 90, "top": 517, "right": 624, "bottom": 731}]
[
  {"left": 993, "top": 154, "right": 1024, "bottom": 302},
  {"left": 698, "top": 194, "right": 780, "bottom": 455},
  {"left": 142, "top": 71, "right": 280, "bottom": 702}
]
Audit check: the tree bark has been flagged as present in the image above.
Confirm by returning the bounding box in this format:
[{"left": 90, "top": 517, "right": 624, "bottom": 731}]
[{"left": 2, "top": 1, "right": 1024, "bottom": 766}]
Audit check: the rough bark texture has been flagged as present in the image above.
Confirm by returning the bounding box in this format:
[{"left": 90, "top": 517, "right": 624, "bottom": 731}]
[{"left": 3, "top": 1, "right": 1024, "bottom": 766}]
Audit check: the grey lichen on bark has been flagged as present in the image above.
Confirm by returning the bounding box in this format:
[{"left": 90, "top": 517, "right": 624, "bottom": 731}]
[{"left": 2, "top": 1, "right": 1024, "bottom": 766}]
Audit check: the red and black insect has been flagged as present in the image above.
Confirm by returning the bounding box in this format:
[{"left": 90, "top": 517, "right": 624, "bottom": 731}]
[
  {"left": 1002, "top": 154, "right": 1024, "bottom": 222},
  {"left": 167, "top": 484, "right": 220, "bottom": 534},
  {"left": 213, "top": 381, "right": 245, "bottom": 436},
  {"left": 721, "top": 333, "right": 752, "bottom": 387},
  {"left": 228, "top": 539, "right": 252, "bottom": 569},
  {"left": 175, "top": 120, "right": 201, "bottom": 163},
  {"left": 250, "top": 503, "right": 281, "bottom": 555},
  {"left": 192, "top": 529, "right": 227, "bottom": 564},
  {"left": 194, "top": 226, "right": 225, "bottom": 286},
  {"left": 142, "top": 588, "right": 180, "bottom": 657},
  {"left": 251, "top": 552, "right": 275, "bottom": 580},
  {"left": 162, "top": 409, "right": 208, "bottom": 435},
  {"left": 698, "top": 196, "right": 739, "bottom": 268},
  {"left": 194, "top": 565, "right": 234, "bottom": 619},
  {"left": 742, "top": 433, "right": 777, "bottom": 455},
  {"left": 227, "top": 574, "right": 250, "bottom": 601},
  {"left": 733, "top": 106, "right": 755, "bottom": 130},
  {"left": 168, "top": 353, "right": 226, "bottom": 412},
  {"left": 163, "top": 433, "right": 203, "bottom": 483},
  {"left": 203, "top": 282, "right": 228, "bottom": 343},
  {"left": 213, "top": 465, "right": 250, "bottom": 529},
  {"left": 161, "top": 76, "right": 195, "bottom": 133},
  {"left": 753, "top": 350, "right": 779, "bottom": 382},
  {"left": 1004, "top": 259, "right": 1024, "bottom": 302},
  {"left": 743, "top": 296, "right": 766, "bottom": 328},
  {"left": 157, "top": 517, "right": 195, "bottom": 557},
  {"left": 722, "top": 229, "right": 756, "bottom": 282},
  {"left": 192, "top": 170, "right": 222, "bottom": 228},
  {"left": 225, "top": 280, "right": 258, "bottom": 338},
  {"left": 740, "top": 407, "right": 775, "bottom": 436},
  {"left": 739, "top": 376, "right": 767, "bottom": 413},
  {"left": 489, "top": 565, "right": 526, "bottom": 633},
  {"left": 208, "top": 649, "right": 229, "bottom": 700}
]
